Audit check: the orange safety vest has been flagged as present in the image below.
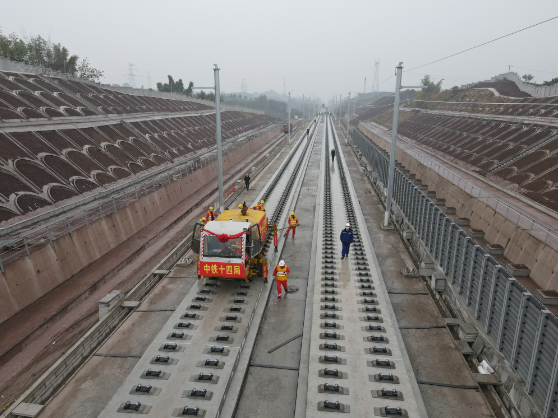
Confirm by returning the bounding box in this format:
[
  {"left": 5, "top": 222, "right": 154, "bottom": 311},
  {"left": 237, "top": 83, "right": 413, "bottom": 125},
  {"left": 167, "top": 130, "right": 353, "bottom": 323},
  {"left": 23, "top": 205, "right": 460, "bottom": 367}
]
[
  {"left": 289, "top": 216, "right": 298, "bottom": 227},
  {"left": 276, "top": 265, "right": 289, "bottom": 281},
  {"left": 201, "top": 221, "right": 206, "bottom": 227},
  {"left": 206, "top": 210, "right": 217, "bottom": 221},
  {"left": 258, "top": 204, "right": 265, "bottom": 211}
]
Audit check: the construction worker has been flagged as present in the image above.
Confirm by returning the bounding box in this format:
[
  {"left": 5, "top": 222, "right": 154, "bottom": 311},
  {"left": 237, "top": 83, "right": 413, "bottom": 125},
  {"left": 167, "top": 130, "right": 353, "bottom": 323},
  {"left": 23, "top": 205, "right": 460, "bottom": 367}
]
[
  {"left": 200, "top": 217, "right": 207, "bottom": 227},
  {"left": 244, "top": 173, "right": 250, "bottom": 190},
  {"left": 206, "top": 206, "right": 217, "bottom": 221},
  {"left": 253, "top": 204, "right": 259, "bottom": 210},
  {"left": 238, "top": 204, "right": 243, "bottom": 211},
  {"left": 284, "top": 212, "right": 299, "bottom": 238},
  {"left": 258, "top": 200, "right": 265, "bottom": 211},
  {"left": 272, "top": 260, "right": 290, "bottom": 298},
  {"left": 331, "top": 148, "right": 336, "bottom": 163},
  {"left": 340, "top": 222, "right": 354, "bottom": 259}
]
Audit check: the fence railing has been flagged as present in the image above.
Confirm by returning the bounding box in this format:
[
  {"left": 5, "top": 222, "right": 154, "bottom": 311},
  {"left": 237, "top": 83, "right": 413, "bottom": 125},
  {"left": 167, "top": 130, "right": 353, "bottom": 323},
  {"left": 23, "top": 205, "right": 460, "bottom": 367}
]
[
  {"left": 352, "top": 128, "right": 558, "bottom": 418},
  {"left": 0, "top": 124, "right": 279, "bottom": 271},
  {"left": 360, "top": 122, "right": 558, "bottom": 250}
]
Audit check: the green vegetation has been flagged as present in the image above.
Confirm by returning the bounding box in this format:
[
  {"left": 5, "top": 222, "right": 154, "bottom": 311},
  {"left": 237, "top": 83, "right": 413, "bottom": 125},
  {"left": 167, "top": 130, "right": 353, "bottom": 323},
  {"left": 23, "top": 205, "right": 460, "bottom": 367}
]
[
  {"left": 156, "top": 76, "right": 219, "bottom": 101},
  {"left": 194, "top": 90, "right": 215, "bottom": 101},
  {"left": 522, "top": 74, "right": 534, "bottom": 82},
  {"left": 0, "top": 30, "right": 103, "bottom": 81},
  {"left": 156, "top": 75, "right": 194, "bottom": 95},
  {"left": 223, "top": 94, "right": 287, "bottom": 119},
  {"left": 542, "top": 77, "right": 558, "bottom": 86},
  {"left": 406, "top": 75, "right": 446, "bottom": 108},
  {"left": 419, "top": 75, "right": 443, "bottom": 94}
]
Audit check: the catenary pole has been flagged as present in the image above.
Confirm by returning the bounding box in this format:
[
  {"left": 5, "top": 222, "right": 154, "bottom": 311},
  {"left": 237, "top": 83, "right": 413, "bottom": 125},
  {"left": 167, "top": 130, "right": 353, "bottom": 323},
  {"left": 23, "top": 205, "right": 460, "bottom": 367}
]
[
  {"left": 338, "top": 94, "right": 341, "bottom": 128},
  {"left": 383, "top": 62, "right": 403, "bottom": 227},
  {"left": 346, "top": 92, "right": 350, "bottom": 138},
  {"left": 214, "top": 64, "right": 225, "bottom": 213},
  {"left": 288, "top": 92, "right": 291, "bottom": 142}
]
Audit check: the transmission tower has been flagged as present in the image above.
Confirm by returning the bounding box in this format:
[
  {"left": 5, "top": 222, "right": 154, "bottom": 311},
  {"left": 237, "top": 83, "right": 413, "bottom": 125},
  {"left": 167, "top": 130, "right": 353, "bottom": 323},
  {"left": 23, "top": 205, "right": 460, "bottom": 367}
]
[
  {"left": 146, "top": 71, "right": 152, "bottom": 90},
  {"left": 372, "top": 59, "right": 380, "bottom": 93},
  {"left": 127, "top": 64, "right": 137, "bottom": 88},
  {"left": 241, "top": 79, "right": 248, "bottom": 94}
]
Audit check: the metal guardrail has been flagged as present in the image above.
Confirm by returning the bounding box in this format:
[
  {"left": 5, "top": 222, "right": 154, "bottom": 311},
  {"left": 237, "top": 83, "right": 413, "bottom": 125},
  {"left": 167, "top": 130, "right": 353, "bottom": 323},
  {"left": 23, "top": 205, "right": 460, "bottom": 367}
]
[
  {"left": 360, "top": 122, "right": 558, "bottom": 250},
  {"left": 352, "top": 128, "right": 558, "bottom": 418},
  {"left": 0, "top": 125, "right": 279, "bottom": 271}
]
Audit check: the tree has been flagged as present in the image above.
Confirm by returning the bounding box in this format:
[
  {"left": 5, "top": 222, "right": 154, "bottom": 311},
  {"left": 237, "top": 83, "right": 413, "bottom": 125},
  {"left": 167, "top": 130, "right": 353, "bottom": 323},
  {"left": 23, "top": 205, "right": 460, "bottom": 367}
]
[
  {"left": 76, "top": 58, "right": 104, "bottom": 81},
  {"left": 175, "top": 79, "right": 185, "bottom": 93},
  {"left": 185, "top": 81, "right": 194, "bottom": 96},
  {"left": 420, "top": 75, "right": 443, "bottom": 94},
  {"left": 522, "top": 74, "right": 534, "bottom": 82},
  {"left": 542, "top": 78, "right": 558, "bottom": 86},
  {"left": 156, "top": 76, "right": 193, "bottom": 95},
  {"left": 0, "top": 33, "right": 27, "bottom": 61},
  {"left": 45, "top": 42, "right": 78, "bottom": 73},
  {"left": 0, "top": 31, "right": 98, "bottom": 78}
]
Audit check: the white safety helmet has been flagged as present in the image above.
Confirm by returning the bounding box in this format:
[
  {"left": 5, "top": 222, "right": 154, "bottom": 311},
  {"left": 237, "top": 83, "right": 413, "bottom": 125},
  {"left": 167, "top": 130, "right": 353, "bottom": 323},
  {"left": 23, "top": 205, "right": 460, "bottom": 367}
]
[
  {"left": 345, "top": 223, "right": 350, "bottom": 228},
  {"left": 279, "top": 260, "right": 286, "bottom": 267}
]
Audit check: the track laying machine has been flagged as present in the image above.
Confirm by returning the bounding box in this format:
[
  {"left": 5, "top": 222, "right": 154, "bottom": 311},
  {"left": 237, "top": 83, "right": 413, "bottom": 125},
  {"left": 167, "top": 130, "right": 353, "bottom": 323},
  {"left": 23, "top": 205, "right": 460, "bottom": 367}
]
[{"left": 192, "top": 203, "right": 269, "bottom": 281}]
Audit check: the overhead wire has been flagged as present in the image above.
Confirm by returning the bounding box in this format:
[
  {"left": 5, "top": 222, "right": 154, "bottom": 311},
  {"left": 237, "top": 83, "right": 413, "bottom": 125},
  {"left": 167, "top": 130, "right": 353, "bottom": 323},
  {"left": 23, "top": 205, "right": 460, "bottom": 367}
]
[{"left": 405, "top": 16, "right": 558, "bottom": 73}]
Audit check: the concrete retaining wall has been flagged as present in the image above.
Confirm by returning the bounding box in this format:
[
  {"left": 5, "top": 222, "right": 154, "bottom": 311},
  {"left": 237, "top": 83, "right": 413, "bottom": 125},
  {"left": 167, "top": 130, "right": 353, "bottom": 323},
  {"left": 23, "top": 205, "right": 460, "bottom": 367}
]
[
  {"left": 460, "top": 72, "right": 558, "bottom": 98},
  {"left": 0, "top": 127, "right": 281, "bottom": 324},
  {"left": 358, "top": 125, "right": 558, "bottom": 291}
]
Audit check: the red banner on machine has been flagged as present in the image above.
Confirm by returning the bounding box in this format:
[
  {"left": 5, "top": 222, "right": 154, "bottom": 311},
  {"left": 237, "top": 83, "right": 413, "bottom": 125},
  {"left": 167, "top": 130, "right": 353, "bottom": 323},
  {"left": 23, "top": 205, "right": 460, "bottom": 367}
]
[{"left": 199, "top": 261, "right": 245, "bottom": 278}]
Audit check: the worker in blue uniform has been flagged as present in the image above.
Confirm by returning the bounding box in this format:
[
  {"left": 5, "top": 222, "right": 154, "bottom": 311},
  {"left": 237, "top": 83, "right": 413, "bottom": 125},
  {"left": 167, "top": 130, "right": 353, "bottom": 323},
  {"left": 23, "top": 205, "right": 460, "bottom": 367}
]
[{"left": 340, "top": 222, "right": 354, "bottom": 259}]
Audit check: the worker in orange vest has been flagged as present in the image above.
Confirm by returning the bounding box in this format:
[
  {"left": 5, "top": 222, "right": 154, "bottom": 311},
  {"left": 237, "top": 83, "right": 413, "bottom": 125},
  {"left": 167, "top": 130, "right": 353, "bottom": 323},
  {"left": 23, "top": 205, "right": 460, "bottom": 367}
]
[
  {"left": 272, "top": 260, "right": 290, "bottom": 298},
  {"left": 253, "top": 204, "right": 259, "bottom": 210},
  {"left": 284, "top": 212, "right": 299, "bottom": 238},
  {"left": 206, "top": 206, "right": 217, "bottom": 221},
  {"left": 258, "top": 200, "right": 265, "bottom": 211},
  {"left": 200, "top": 217, "right": 207, "bottom": 226}
]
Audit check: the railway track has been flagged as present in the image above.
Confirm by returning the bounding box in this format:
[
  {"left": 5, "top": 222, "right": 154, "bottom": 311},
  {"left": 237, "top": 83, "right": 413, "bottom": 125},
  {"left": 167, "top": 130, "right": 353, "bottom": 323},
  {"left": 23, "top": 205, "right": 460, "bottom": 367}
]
[
  {"left": 298, "top": 115, "right": 426, "bottom": 417},
  {"left": 8, "top": 115, "right": 429, "bottom": 418},
  {"left": 91, "top": 119, "right": 320, "bottom": 417}
]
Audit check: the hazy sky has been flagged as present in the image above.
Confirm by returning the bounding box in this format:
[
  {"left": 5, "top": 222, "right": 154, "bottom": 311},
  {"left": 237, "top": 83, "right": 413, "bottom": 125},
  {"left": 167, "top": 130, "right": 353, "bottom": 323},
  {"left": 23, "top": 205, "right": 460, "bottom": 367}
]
[{"left": 2, "top": 0, "right": 558, "bottom": 102}]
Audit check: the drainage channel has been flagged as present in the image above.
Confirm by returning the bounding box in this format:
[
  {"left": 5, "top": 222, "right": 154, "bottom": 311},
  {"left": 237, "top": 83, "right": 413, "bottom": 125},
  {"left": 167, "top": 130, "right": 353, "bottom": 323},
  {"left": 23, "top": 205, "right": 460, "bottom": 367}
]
[
  {"left": 96, "top": 119, "right": 319, "bottom": 418},
  {"left": 301, "top": 115, "right": 426, "bottom": 417}
]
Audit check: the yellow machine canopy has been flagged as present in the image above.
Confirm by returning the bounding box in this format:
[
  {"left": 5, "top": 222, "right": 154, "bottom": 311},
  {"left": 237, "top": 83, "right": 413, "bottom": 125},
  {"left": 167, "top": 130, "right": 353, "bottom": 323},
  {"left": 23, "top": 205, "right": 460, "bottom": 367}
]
[{"left": 217, "top": 208, "right": 266, "bottom": 225}]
